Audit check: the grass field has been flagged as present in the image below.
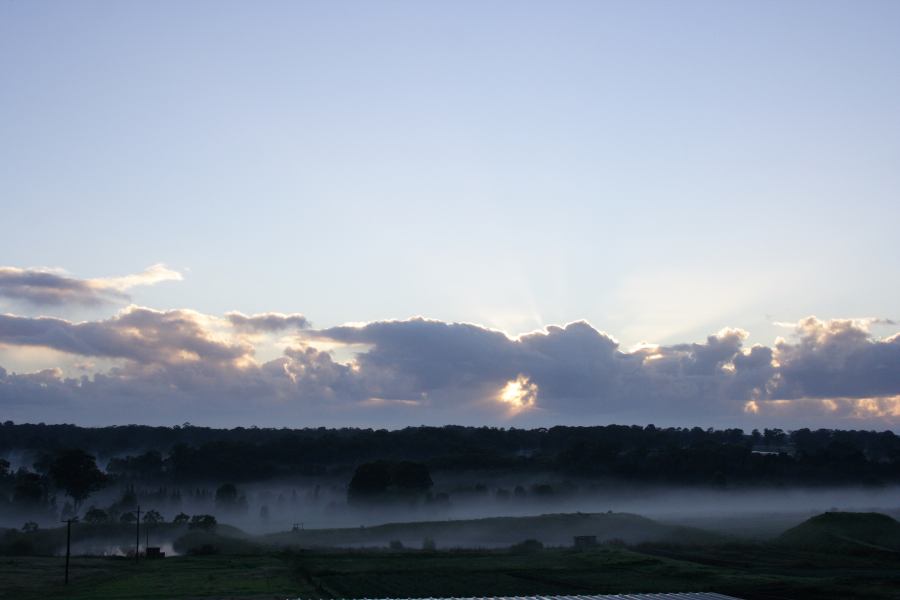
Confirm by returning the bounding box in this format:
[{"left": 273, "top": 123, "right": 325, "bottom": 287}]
[
  {"left": 4, "top": 512, "right": 900, "bottom": 600},
  {"left": 0, "top": 554, "right": 311, "bottom": 600},
  {"left": 3, "top": 543, "right": 900, "bottom": 600}
]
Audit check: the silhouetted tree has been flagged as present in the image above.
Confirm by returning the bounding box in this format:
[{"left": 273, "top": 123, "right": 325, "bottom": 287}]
[
  {"left": 84, "top": 507, "right": 109, "bottom": 524},
  {"left": 348, "top": 460, "right": 433, "bottom": 503},
  {"left": 107, "top": 450, "right": 164, "bottom": 480},
  {"left": 188, "top": 514, "right": 217, "bottom": 530},
  {"left": 48, "top": 449, "right": 106, "bottom": 510},
  {"left": 215, "top": 483, "right": 238, "bottom": 509},
  {"left": 3, "top": 423, "right": 900, "bottom": 488},
  {"left": 143, "top": 509, "right": 164, "bottom": 524},
  {"left": 12, "top": 469, "right": 47, "bottom": 508},
  {"left": 393, "top": 461, "right": 433, "bottom": 492},
  {"left": 348, "top": 462, "right": 391, "bottom": 499}
]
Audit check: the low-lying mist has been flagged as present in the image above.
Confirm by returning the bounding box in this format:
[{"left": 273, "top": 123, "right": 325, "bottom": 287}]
[
  {"left": 6, "top": 423, "right": 900, "bottom": 551},
  {"left": 6, "top": 473, "right": 898, "bottom": 543}
]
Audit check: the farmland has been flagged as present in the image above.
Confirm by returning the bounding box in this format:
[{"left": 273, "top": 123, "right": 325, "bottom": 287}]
[
  {"left": 0, "top": 554, "right": 307, "bottom": 600},
  {"left": 3, "top": 511, "right": 900, "bottom": 600},
  {"left": 3, "top": 541, "right": 900, "bottom": 600}
]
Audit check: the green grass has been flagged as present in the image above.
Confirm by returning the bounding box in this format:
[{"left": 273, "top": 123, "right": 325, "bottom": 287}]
[
  {"left": 4, "top": 512, "right": 900, "bottom": 600},
  {"left": 0, "top": 555, "right": 314, "bottom": 600},
  {"left": 292, "top": 547, "right": 847, "bottom": 599},
  {"left": 4, "top": 544, "right": 900, "bottom": 600},
  {"left": 778, "top": 511, "right": 900, "bottom": 552},
  {"left": 637, "top": 542, "right": 900, "bottom": 600}
]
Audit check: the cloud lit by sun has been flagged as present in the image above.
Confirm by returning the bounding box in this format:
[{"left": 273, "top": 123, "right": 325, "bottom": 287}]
[{"left": 498, "top": 374, "right": 538, "bottom": 413}]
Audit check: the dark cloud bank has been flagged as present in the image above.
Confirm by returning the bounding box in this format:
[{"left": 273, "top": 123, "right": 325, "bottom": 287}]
[{"left": 1, "top": 303, "right": 899, "bottom": 428}]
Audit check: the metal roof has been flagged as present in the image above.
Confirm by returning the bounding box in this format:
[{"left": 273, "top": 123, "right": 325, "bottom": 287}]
[{"left": 312, "top": 595, "right": 742, "bottom": 600}]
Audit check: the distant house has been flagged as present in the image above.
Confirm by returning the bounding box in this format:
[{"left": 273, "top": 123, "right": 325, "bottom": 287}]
[
  {"left": 751, "top": 445, "right": 794, "bottom": 456},
  {"left": 145, "top": 547, "right": 165, "bottom": 559},
  {"left": 573, "top": 535, "right": 598, "bottom": 548},
  {"left": 750, "top": 450, "right": 780, "bottom": 456}
]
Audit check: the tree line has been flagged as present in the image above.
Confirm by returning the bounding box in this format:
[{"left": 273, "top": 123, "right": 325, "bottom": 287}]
[{"left": 2, "top": 423, "right": 900, "bottom": 498}]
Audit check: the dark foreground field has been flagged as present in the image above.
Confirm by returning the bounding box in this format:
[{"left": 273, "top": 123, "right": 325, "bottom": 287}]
[{"left": 3, "top": 543, "right": 899, "bottom": 600}]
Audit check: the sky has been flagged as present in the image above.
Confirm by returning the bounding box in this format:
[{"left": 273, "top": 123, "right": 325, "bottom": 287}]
[{"left": 1, "top": 1, "right": 899, "bottom": 429}]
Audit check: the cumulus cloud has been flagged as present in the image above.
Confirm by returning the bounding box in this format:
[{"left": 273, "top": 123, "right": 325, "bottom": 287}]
[
  {"left": 226, "top": 311, "right": 310, "bottom": 332},
  {"left": 0, "top": 307, "right": 248, "bottom": 365},
  {"left": 0, "top": 311, "right": 899, "bottom": 428},
  {"left": 309, "top": 319, "right": 772, "bottom": 416},
  {"left": 769, "top": 316, "right": 900, "bottom": 400},
  {"left": 0, "top": 264, "right": 182, "bottom": 306}
]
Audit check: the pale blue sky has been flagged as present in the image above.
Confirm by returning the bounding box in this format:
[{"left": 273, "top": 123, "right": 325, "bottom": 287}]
[{"left": 1, "top": 2, "right": 900, "bottom": 429}]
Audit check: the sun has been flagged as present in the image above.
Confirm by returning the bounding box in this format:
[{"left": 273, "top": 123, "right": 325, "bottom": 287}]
[{"left": 498, "top": 374, "right": 538, "bottom": 412}]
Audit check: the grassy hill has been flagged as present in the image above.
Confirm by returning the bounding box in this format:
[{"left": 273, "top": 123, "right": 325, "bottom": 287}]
[
  {"left": 262, "top": 511, "right": 727, "bottom": 549},
  {"left": 2, "top": 512, "right": 725, "bottom": 557},
  {"left": 778, "top": 511, "right": 900, "bottom": 552}
]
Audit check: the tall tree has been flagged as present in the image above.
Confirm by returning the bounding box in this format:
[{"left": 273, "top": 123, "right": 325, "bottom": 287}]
[
  {"left": 143, "top": 509, "right": 164, "bottom": 524},
  {"left": 48, "top": 449, "right": 107, "bottom": 510},
  {"left": 215, "top": 483, "right": 238, "bottom": 509},
  {"left": 13, "top": 470, "right": 47, "bottom": 508}
]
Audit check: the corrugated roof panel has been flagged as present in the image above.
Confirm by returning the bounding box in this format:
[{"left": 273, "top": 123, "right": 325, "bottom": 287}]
[{"left": 300, "top": 594, "right": 743, "bottom": 600}]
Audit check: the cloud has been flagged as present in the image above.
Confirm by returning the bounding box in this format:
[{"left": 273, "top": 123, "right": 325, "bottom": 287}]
[
  {"left": 0, "top": 306, "right": 248, "bottom": 365},
  {"left": 226, "top": 311, "right": 310, "bottom": 332},
  {"left": 0, "top": 311, "right": 898, "bottom": 428},
  {"left": 0, "top": 264, "right": 182, "bottom": 306},
  {"left": 311, "top": 319, "right": 773, "bottom": 417},
  {"left": 95, "top": 264, "right": 184, "bottom": 291},
  {"left": 769, "top": 316, "right": 900, "bottom": 400}
]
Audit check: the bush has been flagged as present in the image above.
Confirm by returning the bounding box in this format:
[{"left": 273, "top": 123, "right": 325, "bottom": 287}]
[
  {"left": 83, "top": 507, "right": 109, "bottom": 524},
  {"left": 189, "top": 543, "right": 219, "bottom": 556},
  {"left": 510, "top": 539, "right": 544, "bottom": 554},
  {"left": 188, "top": 514, "right": 217, "bottom": 530}
]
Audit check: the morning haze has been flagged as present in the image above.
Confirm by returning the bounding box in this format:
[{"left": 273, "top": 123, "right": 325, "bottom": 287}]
[{"left": 1, "top": 2, "right": 899, "bottom": 599}]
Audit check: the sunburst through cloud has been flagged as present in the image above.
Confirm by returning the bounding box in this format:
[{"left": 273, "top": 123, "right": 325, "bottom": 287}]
[{"left": 498, "top": 374, "right": 539, "bottom": 413}]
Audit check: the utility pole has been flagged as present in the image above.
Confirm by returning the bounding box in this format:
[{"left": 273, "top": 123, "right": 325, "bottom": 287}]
[
  {"left": 62, "top": 518, "right": 74, "bottom": 584},
  {"left": 135, "top": 505, "right": 141, "bottom": 561}
]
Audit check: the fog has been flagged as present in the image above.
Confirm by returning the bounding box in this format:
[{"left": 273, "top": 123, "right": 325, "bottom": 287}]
[
  {"left": 6, "top": 471, "right": 899, "bottom": 546},
  {"left": 66, "top": 540, "right": 178, "bottom": 558}
]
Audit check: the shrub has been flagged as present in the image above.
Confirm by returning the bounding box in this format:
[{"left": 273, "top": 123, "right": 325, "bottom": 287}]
[
  {"left": 510, "top": 539, "right": 544, "bottom": 554},
  {"left": 188, "top": 514, "right": 217, "bottom": 530}
]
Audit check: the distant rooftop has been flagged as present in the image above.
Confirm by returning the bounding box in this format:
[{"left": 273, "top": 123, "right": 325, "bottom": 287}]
[{"left": 305, "top": 595, "right": 743, "bottom": 600}]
